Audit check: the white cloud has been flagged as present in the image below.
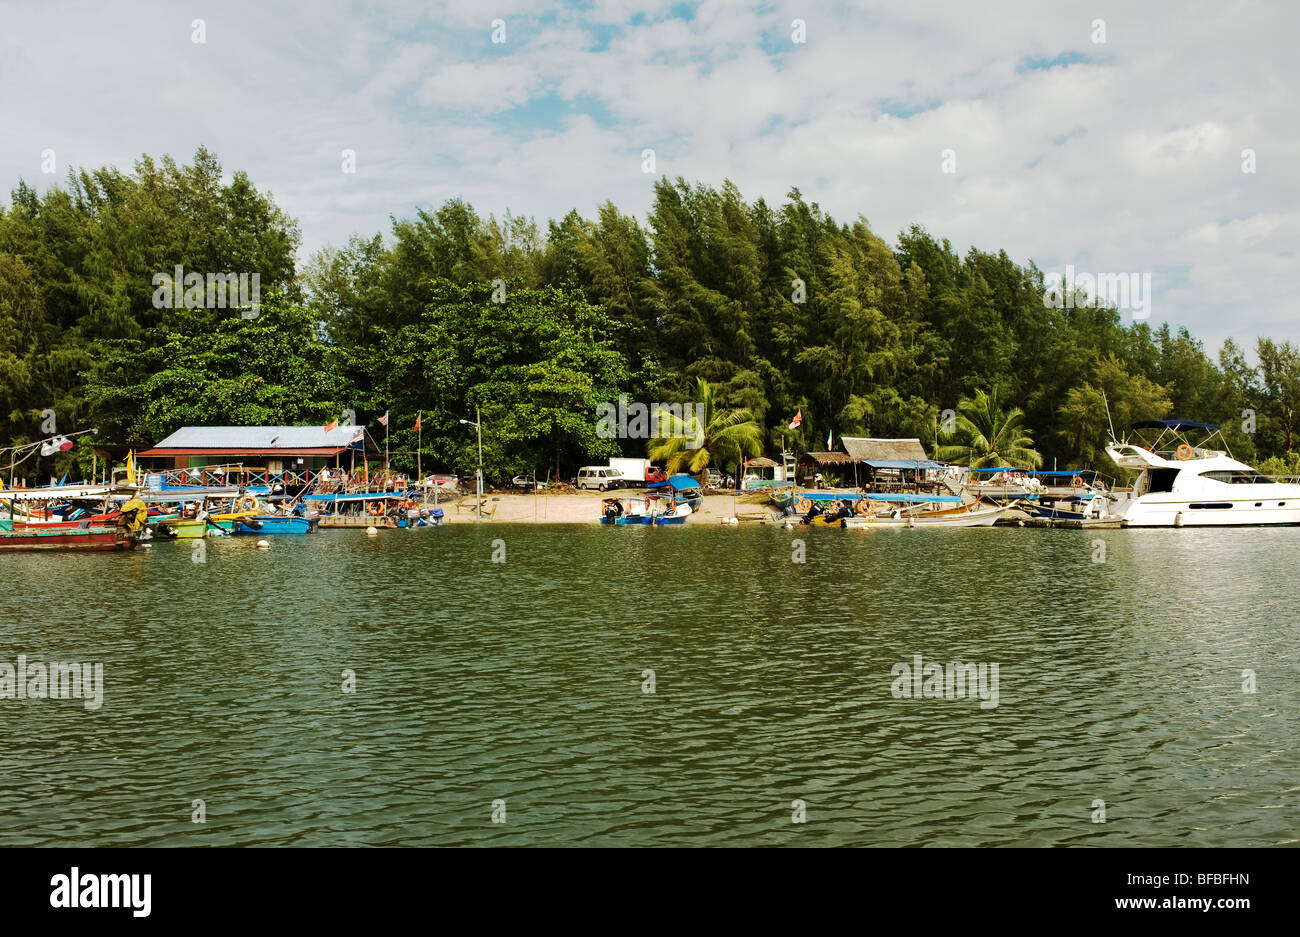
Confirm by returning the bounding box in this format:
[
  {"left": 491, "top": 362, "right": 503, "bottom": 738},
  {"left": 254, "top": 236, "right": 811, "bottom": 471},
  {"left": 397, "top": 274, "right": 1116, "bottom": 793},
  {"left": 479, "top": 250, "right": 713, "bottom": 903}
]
[{"left": 2, "top": 0, "right": 1298, "bottom": 352}]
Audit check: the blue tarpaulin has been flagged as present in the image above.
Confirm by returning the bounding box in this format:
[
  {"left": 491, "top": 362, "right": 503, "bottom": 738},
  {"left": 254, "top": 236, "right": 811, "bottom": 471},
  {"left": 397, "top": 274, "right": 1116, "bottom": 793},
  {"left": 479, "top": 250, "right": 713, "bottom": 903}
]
[
  {"left": 863, "top": 459, "right": 947, "bottom": 470},
  {"left": 804, "top": 492, "right": 962, "bottom": 503},
  {"left": 967, "top": 468, "right": 1096, "bottom": 476},
  {"left": 647, "top": 474, "right": 702, "bottom": 492}
]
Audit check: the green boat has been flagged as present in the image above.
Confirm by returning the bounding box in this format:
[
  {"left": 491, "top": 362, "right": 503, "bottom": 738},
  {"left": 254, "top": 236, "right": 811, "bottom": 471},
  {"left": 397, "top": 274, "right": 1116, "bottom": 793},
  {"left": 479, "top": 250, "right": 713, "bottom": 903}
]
[
  {"left": 768, "top": 487, "right": 796, "bottom": 509},
  {"left": 161, "top": 518, "right": 209, "bottom": 539}
]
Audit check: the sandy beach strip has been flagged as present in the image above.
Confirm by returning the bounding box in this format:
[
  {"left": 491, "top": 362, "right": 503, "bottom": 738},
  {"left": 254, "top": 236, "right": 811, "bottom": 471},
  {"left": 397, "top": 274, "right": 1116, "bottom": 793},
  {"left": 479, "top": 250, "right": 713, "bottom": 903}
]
[{"left": 421, "top": 490, "right": 803, "bottom": 524}]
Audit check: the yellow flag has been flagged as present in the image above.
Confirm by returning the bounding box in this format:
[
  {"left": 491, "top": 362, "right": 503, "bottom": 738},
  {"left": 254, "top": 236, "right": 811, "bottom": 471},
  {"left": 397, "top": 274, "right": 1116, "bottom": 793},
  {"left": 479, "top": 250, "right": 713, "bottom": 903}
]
[{"left": 126, "top": 450, "right": 136, "bottom": 485}]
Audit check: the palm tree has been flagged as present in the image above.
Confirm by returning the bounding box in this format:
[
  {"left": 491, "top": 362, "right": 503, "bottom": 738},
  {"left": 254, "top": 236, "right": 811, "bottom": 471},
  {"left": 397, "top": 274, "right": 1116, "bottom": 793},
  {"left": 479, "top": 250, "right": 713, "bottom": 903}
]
[
  {"left": 648, "top": 377, "right": 763, "bottom": 481},
  {"left": 935, "top": 389, "right": 1042, "bottom": 469}
]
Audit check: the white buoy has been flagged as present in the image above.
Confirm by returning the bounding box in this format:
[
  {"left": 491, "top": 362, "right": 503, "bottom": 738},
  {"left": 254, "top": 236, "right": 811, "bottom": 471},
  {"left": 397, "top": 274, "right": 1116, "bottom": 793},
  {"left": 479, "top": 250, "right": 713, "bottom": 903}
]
[
  {"left": 1174, "top": 512, "right": 1185, "bottom": 528},
  {"left": 366, "top": 526, "right": 378, "bottom": 536},
  {"left": 257, "top": 539, "right": 270, "bottom": 549}
]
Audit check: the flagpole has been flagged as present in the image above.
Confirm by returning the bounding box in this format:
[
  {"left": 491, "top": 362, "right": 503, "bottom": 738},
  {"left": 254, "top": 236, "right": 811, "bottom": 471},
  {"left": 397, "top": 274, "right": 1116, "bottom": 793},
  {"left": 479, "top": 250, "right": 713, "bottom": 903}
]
[{"left": 417, "top": 411, "right": 422, "bottom": 485}]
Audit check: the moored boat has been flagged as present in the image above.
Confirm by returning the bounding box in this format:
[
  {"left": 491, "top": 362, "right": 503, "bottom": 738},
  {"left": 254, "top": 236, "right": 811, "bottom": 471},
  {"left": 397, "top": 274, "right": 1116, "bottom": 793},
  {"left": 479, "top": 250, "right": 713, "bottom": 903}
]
[
  {"left": 0, "top": 520, "right": 134, "bottom": 551},
  {"left": 599, "top": 496, "right": 690, "bottom": 525},
  {"left": 1106, "top": 419, "right": 1300, "bottom": 527},
  {"left": 842, "top": 502, "right": 1008, "bottom": 528},
  {"left": 211, "top": 514, "right": 317, "bottom": 535}
]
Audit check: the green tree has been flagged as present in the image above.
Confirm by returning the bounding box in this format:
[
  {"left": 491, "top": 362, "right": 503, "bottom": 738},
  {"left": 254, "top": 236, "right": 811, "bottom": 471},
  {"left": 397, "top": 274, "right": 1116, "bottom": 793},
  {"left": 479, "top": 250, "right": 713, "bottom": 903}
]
[
  {"left": 936, "top": 388, "right": 1042, "bottom": 469},
  {"left": 648, "top": 377, "right": 763, "bottom": 481}
]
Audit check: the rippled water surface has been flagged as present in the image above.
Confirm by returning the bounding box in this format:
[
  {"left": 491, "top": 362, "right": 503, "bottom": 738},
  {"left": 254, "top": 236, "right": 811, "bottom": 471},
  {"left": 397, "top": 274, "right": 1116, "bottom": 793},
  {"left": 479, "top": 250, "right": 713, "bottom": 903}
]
[{"left": 1, "top": 524, "right": 1296, "bottom": 846}]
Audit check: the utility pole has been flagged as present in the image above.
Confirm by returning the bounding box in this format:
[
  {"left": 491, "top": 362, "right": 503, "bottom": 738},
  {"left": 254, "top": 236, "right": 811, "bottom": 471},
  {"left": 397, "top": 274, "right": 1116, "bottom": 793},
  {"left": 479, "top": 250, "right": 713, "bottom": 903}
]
[{"left": 460, "top": 406, "right": 484, "bottom": 521}]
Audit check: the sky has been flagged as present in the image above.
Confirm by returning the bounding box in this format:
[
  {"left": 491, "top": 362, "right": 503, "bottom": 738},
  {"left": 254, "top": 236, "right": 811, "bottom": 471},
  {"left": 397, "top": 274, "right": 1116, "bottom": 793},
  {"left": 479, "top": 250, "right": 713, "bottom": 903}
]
[{"left": 2, "top": 0, "right": 1297, "bottom": 353}]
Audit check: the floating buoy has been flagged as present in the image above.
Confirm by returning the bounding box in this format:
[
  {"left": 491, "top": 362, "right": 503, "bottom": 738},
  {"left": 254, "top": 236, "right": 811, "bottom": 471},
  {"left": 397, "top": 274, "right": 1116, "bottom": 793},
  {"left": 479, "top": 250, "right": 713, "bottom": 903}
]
[
  {"left": 257, "top": 540, "right": 270, "bottom": 549},
  {"left": 1174, "top": 512, "right": 1185, "bottom": 528},
  {"left": 366, "top": 526, "right": 378, "bottom": 536}
]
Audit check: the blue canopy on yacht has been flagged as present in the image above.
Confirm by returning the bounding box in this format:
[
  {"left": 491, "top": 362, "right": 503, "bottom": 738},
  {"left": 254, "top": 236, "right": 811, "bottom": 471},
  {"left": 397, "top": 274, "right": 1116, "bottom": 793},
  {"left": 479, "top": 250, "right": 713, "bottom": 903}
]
[{"left": 1131, "top": 419, "right": 1220, "bottom": 431}]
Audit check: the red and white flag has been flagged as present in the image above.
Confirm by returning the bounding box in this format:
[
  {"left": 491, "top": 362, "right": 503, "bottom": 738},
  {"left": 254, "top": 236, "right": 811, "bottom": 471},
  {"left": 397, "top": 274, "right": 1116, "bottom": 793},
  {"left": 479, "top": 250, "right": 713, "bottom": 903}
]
[
  {"left": 323, "top": 419, "right": 339, "bottom": 433},
  {"left": 414, "top": 412, "right": 422, "bottom": 432},
  {"left": 377, "top": 411, "right": 389, "bottom": 426},
  {"left": 788, "top": 410, "right": 802, "bottom": 430}
]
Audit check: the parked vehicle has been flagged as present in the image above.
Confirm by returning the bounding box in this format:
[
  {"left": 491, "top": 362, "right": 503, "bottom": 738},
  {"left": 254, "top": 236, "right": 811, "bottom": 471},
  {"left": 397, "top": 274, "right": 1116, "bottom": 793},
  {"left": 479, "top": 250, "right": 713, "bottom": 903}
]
[
  {"left": 608, "top": 458, "right": 667, "bottom": 484},
  {"left": 511, "top": 475, "right": 545, "bottom": 491},
  {"left": 703, "top": 469, "right": 724, "bottom": 489},
  {"left": 576, "top": 466, "right": 625, "bottom": 491}
]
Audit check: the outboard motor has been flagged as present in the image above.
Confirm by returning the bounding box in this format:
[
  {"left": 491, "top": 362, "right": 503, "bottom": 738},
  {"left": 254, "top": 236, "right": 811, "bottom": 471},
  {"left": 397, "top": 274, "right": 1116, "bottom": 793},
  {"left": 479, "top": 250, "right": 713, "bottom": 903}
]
[{"left": 801, "top": 502, "right": 824, "bottom": 525}]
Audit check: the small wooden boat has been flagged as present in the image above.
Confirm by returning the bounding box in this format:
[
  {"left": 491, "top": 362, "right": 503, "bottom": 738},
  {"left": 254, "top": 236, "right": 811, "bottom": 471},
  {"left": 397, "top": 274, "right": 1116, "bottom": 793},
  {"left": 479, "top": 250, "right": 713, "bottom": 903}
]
[
  {"left": 768, "top": 487, "right": 796, "bottom": 509},
  {"left": 211, "top": 514, "right": 317, "bottom": 535},
  {"left": 842, "top": 503, "right": 1008, "bottom": 528},
  {"left": 160, "top": 518, "right": 209, "bottom": 539},
  {"left": 599, "top": 496, "right": 689, "bottom": 525},
  {"left": 0, "top": 523, "right": 133, "bottom": 551}
]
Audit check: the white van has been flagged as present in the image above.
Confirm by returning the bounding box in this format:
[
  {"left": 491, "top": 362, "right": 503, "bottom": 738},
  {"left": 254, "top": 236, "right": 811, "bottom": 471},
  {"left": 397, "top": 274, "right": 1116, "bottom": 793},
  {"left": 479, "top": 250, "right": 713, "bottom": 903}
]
[{"left": 576, "top": 466, "right": 624, "bottom": 491}]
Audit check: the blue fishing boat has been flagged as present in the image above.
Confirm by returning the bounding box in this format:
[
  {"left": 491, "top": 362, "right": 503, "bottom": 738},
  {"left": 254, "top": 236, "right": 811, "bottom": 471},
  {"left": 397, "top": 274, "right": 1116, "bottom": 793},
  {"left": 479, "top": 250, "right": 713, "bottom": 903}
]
[
  {"left": 645, "top": 474, "right": 704, "bottom": 511},
  {"left": 600, "top": 498, "right": 651, "bottom": 524},
  {"left": 217, "top": 514, "right": 317, "bottom": 535},
  {"left": 599, "top": 496, "right": 690, "bottom": 525}
]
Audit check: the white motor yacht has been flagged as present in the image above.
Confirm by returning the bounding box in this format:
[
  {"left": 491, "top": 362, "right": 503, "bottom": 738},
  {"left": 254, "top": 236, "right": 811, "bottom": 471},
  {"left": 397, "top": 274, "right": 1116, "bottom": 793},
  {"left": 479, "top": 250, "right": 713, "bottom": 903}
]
[{"left": 1105, "top": 419, "right": 1300, "bottom": 526}]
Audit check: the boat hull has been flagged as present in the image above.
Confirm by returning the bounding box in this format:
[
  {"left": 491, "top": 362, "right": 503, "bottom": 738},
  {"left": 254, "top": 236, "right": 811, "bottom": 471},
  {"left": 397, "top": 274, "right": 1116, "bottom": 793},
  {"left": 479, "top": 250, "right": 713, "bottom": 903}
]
[
  {"left": 161, "top": 519, "right": 209, "bottom": 539},
  {"left": 213, "top": 515, "right": 317, "bottom": 535},
  {"left": 1120, "top": 498, "right": 1300, "bottom": 527},
  {"left": 0, "top": 526, "right": 131, "bottom": 551},
  {"left": 843, "top": 505, "right": 1008, "bottom": 528}
]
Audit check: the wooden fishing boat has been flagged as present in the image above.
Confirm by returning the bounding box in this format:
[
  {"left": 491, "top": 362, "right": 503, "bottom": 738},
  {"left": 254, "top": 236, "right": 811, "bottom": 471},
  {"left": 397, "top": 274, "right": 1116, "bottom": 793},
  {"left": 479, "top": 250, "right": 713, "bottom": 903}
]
[
  {"left": 842, "top": 503, "right": 1009, "bottom": 528},
  {"left": 210, "top": 514, "right": 317, "bottom": 535},
  {"left": 160, "top": 518, "right": 209, "bottom": 539},
  {"left": 0, "top": 523, "right": 133, "bottom": 551},
  {"left": 599, "top": 496, "right": 689, "bottom": 525}
]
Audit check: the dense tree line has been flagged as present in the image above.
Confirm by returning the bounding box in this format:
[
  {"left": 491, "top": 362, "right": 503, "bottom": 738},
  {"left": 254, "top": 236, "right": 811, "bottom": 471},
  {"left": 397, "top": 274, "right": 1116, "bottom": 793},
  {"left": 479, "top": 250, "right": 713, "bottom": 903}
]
[{"left": 2, "top": 148, "right": 1298, "bottom": 483}]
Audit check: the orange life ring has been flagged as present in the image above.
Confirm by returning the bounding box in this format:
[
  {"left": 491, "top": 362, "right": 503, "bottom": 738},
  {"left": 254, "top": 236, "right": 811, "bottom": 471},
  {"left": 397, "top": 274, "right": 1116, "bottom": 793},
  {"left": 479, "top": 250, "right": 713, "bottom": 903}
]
[
  {"left": 796, "top": 497, "right": 811, "bottom": 512},
  {"left": 1176, "top": 443, "right": 1194, "bottom": 461},
  {"left": 854, "top": 499, "right": 870, "bottom": 516},
  {"left": 1072, "top": 476, "right": 1084, "bottom": 489}
]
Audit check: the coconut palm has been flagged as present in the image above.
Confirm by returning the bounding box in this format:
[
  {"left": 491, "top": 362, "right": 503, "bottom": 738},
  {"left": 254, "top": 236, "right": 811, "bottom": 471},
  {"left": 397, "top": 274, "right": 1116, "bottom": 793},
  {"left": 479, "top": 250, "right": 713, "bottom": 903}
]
[
  {"left": 935, "top": 389, "right": 1042, "bottom": 469},
  {"left": 648, "top": 377, "right": 763, "bottom": 481}
]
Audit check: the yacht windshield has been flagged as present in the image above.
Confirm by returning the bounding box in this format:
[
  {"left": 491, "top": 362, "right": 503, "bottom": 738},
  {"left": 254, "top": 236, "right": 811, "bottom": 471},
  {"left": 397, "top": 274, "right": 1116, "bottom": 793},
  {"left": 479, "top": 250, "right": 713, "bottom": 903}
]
[{"left": 1200, "top": 470, "right": 1274, "bottom": 484}]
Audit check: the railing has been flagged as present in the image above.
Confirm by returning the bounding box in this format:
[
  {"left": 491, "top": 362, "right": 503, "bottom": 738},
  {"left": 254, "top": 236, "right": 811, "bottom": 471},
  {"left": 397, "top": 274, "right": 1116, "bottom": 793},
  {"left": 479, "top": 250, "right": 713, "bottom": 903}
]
[{"left": 155, "top": 463, "right": 415, "bottom": 494}]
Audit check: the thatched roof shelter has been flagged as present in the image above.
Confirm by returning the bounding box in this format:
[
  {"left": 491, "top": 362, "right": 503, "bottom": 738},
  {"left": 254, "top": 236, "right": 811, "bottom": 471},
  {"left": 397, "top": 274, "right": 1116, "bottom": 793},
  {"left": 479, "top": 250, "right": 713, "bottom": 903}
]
[{"left": 839, "top": 437, "right": 929, "bottom": 462}]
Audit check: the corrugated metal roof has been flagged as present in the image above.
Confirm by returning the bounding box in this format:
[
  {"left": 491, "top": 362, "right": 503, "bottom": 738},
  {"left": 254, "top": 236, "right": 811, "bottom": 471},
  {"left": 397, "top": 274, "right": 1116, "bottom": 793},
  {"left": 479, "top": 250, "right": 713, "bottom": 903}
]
[
  {"left": 149, "top": 426, "right": 364, "bottom": 450},
  {"left": 137, "top": 447, "right": 347, "bottom": 457},
  {"left": 840, "top": 437, "right": 928, "bottom": 462}
]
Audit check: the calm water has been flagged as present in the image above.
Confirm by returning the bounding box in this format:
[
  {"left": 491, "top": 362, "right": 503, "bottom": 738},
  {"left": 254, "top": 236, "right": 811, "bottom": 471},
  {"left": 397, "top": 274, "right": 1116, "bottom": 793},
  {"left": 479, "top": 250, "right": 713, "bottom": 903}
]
[{"left": 1, "top": 523, "right": 1296, "bottom": 847}]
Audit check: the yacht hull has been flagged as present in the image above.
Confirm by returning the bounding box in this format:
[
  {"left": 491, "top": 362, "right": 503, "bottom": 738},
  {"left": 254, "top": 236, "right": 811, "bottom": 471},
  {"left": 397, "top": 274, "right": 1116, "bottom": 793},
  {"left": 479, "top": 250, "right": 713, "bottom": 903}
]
[{"left": 1120, "top": 498, "right": 1300, "bottom": 527}]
